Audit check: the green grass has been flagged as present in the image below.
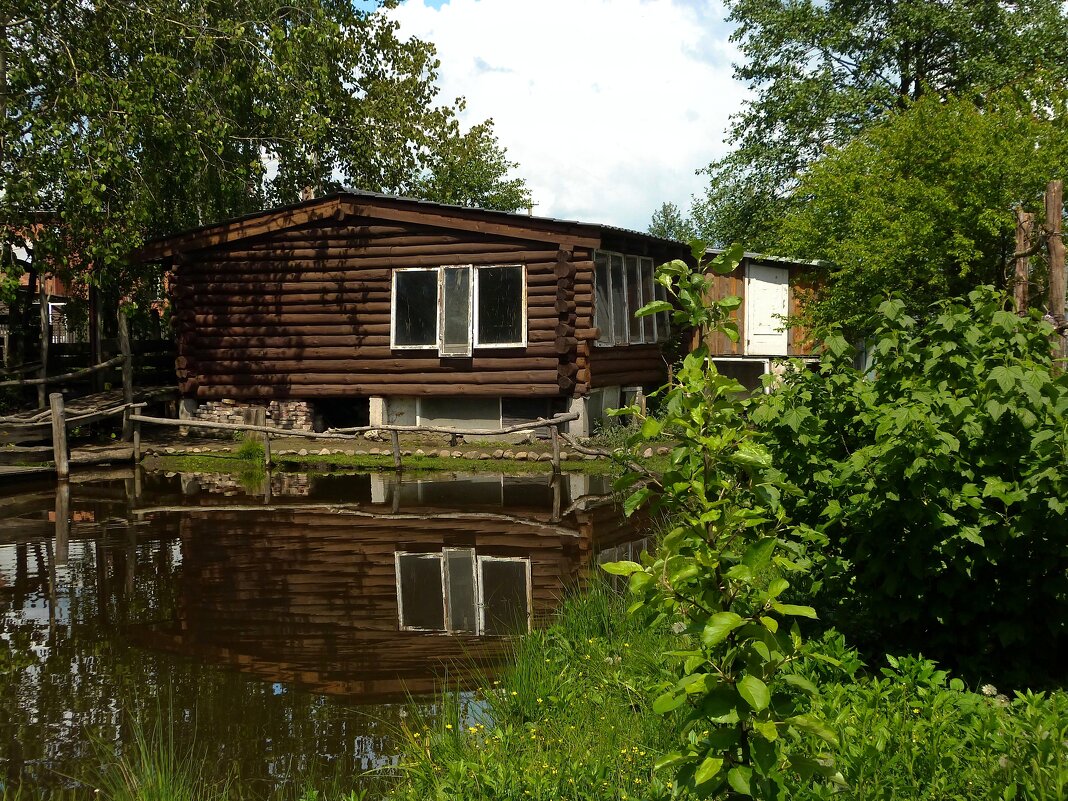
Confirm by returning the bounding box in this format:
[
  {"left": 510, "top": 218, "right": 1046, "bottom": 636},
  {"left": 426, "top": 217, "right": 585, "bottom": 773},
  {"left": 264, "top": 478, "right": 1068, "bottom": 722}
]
[{"left": 385, "top": 581, "right": 679, "bottom": 801}]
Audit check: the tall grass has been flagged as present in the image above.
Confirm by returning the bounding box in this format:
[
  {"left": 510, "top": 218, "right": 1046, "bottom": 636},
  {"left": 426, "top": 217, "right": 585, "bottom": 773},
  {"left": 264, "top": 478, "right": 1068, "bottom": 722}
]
[
  {"left": 386, "top": 580, "right": 679, "bottom": 801},
  {"left": 93, "top": 715, "right": 227, "bottom": 801}
]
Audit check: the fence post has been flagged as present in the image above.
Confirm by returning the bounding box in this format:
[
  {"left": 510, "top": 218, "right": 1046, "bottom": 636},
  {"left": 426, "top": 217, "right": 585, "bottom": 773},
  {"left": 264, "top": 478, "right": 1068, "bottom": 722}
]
[
  {"left": 264, "top": 431, "right": 272, "bottom": 469},
  {"left": 117, "top": 309, "right": 133, "bottom": 439},
  {"left": 133, "top": 415, "right": 142, "bottom": 463},
  {"left": 38, "top": 282, "right": 49, "bottom": 409},
  {"left": 551, "top": 423, "right": 561, "bottom": 473},
  {"left": 49, "top": 392, "right": 69, "bottom": 480},
  {"left": 390, "top": 429, "right": 402, "bottom": 471}
]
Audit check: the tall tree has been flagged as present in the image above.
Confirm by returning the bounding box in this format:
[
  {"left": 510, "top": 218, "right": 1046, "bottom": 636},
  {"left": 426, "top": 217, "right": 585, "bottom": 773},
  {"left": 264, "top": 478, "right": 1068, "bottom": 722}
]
[
  {"left": 647, "top": 201, "right": 695, "bottom": 242},
  {"left": 408, "top": 119, "right": 530, "bottom": 212},
  {"left": 692, "top": 0, "right": 1068, "bottom": 248},
  {"left": 0, "top": 0, "right": 527, "bottom": 302},
  {"left": 777, "top": 91, "right": 1068, "bottom": 336}
]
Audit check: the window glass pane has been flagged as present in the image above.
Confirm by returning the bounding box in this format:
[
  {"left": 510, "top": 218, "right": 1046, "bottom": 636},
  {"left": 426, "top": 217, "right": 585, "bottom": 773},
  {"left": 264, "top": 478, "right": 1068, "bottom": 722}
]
[
  {"left": 625, "top": 255, "right": 643, "bottom": 342},
  {"left": 641, "top": 258, "right": 656, "bottom": 343},
  {"left": 394, "top": 271, "right": 438, "bottom": 347},
  {"left": 655, "top": 283, "right": 670, "bottom": 341},
  {"left": 610, "top": 254, "right": 627, "bottom": 344},
  {"left": 593, "top": 252, "right": 611, "bottom": 344},
  {"left": 480, "top": 559, "right": 530, "bottom": 635},
  {"left": 445, "top": 548, "right": 478, "bottom": 633},
  {"left": 477, "top": 266, "right": 524, "bottom": 345},
  {"left": 397, "top": 554, "right": 444, "bottom": 629},
  {"left": 441, "top": 266, "right": 471, "bottom": 356}
]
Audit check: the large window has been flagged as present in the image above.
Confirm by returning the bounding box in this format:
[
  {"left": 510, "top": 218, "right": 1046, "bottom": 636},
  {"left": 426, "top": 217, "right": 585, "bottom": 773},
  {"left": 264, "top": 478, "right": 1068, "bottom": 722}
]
[
  {"left": 395, "top": 548, "right": 532, "bottom": 635},
  {"left": 593, "top": 251, "right": 669, "bottom": 346},
  {"left": 391, "top": 265, "right": 527, "bottom": 354}
]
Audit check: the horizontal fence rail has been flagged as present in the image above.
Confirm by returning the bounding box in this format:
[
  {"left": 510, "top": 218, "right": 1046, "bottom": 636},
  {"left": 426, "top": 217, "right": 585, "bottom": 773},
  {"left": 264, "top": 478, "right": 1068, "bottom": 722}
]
[{"left": 129, "top": 411, "right": 581, "bottom": 472}]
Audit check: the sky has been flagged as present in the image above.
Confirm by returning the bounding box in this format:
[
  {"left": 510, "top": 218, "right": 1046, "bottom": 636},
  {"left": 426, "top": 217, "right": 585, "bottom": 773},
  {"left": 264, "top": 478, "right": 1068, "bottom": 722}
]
[{"left": 389, "top": 0, "right": 748, "bottom": 232}]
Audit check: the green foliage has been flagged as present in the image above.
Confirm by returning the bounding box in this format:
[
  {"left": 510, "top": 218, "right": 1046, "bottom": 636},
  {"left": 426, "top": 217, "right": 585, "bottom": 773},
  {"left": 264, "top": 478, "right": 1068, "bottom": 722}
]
[
  {"left": 648, "top": 202, "right": 697, "bottom": 243},
  {"left": 407, "top": 118, "right": 530, "bottom": 212},
  {"left": 790, "top": 655, "right": 1068, "bottom": 801},
  {"left": 388, "top": 582, "right": 679, "bottom": 801},
  {"left": 752, "top": 288, "right": 1068, "bottom": 678},
  {"left": 93, "top": 715, "right": 228, "bottom": 801},
  {"left": 693, "top": 0, "right": 1068, "bottom": 246},
  {"left": 0, "top": 0, "right": 528, "bottom": 298},
  {"left": 603, "top": 246, "right": 841, "bottom": 798},
  {"left": 777, "top": 92, "right": 1068, "bottom": 335},
  {"left": 234, "top": 436, "right": 265, "bottom": 462}
]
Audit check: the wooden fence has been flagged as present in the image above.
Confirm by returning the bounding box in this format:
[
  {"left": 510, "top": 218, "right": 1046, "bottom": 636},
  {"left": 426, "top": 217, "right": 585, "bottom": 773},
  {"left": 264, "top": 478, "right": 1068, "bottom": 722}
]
[{"left": 129, "top": 410, "right": 583, "bottom": 473}]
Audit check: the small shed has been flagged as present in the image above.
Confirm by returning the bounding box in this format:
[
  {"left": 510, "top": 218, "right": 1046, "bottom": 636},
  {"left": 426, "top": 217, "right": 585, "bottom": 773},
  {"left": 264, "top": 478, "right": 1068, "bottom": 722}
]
[
  {"left": 699, "top": 249, "right": 819, "bottom": 391},
  {"left": 136, "top": 191, "right": 690, "bottom": 437}
]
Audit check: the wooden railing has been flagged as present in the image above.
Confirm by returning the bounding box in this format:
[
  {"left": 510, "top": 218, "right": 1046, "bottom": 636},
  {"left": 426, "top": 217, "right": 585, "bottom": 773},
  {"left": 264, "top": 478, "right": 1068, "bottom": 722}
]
[{"left": 128, "top": 411, "right": 581, "bottom": 472}]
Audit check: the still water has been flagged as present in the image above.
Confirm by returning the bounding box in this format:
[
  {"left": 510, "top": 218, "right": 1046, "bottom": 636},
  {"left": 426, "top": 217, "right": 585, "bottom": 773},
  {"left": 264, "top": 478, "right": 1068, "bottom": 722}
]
[{"left": 0, "top": 469, "right": 646, "bottom": 797}]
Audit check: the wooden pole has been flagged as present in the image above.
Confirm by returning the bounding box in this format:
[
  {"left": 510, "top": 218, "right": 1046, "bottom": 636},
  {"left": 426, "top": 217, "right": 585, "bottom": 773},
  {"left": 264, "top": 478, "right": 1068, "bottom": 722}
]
[
  {"left": 390, "top": 429, "right": 402, "bottom": 470},
  {"left": 263, "top": 430, "right": 272, "bottom": 469},
  {"left": 54, "top": 480, "right": 70, "bottom": 567},
  {"left": 1014, "top": 208, "right": 1035, "bottom": 314},
  {"left": 551, "top": 424, "right": 561, "bottom": 473},
  {"left": 117, "top": 308, "right": 133, "bottom": 439},
  {"left": 37, "top": 281, "right": 48, "bottom": 409},
  {"left": 49, "top": 392, "right": 68, "bottom": 480},
  {"left": 132, "top": 415, "right": 142, "bottom": 462},
  {"left": 1046, "top": 180, "right": 1066, "bottom": 365}
]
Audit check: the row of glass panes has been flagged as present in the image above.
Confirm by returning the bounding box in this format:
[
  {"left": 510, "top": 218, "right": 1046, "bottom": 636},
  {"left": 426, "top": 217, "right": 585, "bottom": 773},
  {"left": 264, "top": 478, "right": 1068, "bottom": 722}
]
[
  {"left": 392, "top": 265, "right": 526, "bottom": 355},
  {"left": 593, "top": 252, "right": 669, "bottom": 346}
]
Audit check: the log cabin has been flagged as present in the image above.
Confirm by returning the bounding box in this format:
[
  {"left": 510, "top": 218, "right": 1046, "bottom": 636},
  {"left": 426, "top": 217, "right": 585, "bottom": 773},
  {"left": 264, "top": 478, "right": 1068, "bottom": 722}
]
[{"left": 135, "top": 191, "right": 689, "bottom": 436}]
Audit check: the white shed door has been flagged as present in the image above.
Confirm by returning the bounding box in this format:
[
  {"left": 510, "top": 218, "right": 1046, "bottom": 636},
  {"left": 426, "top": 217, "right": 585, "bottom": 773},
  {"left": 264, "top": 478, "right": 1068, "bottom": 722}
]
[{"left": 745, "top": 264, "right": 789, "bottom": 356}]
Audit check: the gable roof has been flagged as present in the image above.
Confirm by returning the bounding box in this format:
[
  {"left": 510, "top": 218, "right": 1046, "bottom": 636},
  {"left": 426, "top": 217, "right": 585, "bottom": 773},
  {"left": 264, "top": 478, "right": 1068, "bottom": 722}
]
[{"left": 134, "top": 190, "right": 685, "bottom": 261}]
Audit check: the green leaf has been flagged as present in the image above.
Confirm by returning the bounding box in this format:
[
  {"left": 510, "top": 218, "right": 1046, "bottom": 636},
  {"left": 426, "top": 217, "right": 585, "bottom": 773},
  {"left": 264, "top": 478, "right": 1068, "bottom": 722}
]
[
  {"left": 742, "top": 537, "right": 777, "bottom": 571},
  {"left": 786, "top": 714, "right": 839, "bottom": 746},
  {"left": 771, "top": 603, "right": 818, "bottom": 619},
  {"left": 636, "top": 300, "right": 674, "bottom": 317},
  {"left": 640, "top": 416, "right": 662, "bottom": 438},
  {"left": 652, "top": 691, "right": 686, "bottom": 715},
  {"left": 727, "top": 766, "right": 753, "bottom": 796},
  {"left": 623, "top": 487, "right": 652, "bottom": 517},
  {"left": 737, "top": 675, "right": 770, "bottom": 711},
  {"left": 701, "top": 612, "right": 745, "bottom": 646},
  {"left": 695, "top": 756, "right": 724, "bottom": 785},
  {"left": 600, "top": 560, "right": 643, "bottom": 576},
  {"left": 782, "top": 674, "right": 819, "bottom": 695},
  {"left": 654, "top": 751, "right": 695, "bottom": 771},
  {"left": 752, "top": 719, "right": 779, "bottom": 741}
]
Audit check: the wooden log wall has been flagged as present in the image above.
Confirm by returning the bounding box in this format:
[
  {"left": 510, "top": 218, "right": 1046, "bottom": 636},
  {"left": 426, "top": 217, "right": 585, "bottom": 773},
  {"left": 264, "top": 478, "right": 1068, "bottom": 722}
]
[
  {"left": 172, "top": 216, "right": 586, "bottom": 400},
  {"left": 160, "top": 510, "right": 591, "bottom": 700}
]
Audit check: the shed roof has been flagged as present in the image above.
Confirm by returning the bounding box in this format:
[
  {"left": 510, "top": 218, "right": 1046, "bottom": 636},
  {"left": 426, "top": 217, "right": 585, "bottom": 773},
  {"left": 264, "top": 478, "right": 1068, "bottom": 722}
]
[{"left": 135, "top": 190, "right": 686, "bottom": 261}]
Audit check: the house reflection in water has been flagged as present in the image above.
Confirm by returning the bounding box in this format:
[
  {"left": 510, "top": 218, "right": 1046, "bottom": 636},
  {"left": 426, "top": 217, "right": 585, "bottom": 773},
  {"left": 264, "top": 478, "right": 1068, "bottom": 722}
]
[{"left": 134, "top": 471, "right": 643, "bottom": 701}]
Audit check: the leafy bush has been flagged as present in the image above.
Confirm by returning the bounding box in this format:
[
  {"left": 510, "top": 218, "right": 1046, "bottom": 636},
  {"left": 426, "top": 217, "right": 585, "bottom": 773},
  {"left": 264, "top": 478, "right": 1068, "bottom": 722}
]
[
  {"left": 603, "top": 245, "right": 842, "bottom": 798},
  {"left": 788, "top": 655, "right": 1068, "bottom": 801},
  {"left": 752, "top": 288, "right": 1068, "bottom": 679}
]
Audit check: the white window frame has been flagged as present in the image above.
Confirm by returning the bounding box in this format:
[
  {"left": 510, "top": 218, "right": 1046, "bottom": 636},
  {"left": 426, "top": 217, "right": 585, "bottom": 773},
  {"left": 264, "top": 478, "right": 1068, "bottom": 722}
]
[
  {"left": 394, "top": 550, "right": 532, "bottom": 635},
  {"left": 474, "top": 264, "right": 528, "bottom": 349},
  {"left": 594, "top": 251, "right": 667, "bottom": 347},
  {"left": 391, "top": 264, "right": 528, "bottom": 352},
  {"left": 477, "top": 555, "right": 533, "bottom": 635},
  {"left": 390, "top": 267, "right": 440, "bottom": 351}
]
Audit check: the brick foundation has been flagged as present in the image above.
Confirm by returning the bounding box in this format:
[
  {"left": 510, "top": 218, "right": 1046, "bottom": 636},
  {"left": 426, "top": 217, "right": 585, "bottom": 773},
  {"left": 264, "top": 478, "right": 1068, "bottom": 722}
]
[{"left": 191, "top": 399, "right": 318, "bottom": 435}]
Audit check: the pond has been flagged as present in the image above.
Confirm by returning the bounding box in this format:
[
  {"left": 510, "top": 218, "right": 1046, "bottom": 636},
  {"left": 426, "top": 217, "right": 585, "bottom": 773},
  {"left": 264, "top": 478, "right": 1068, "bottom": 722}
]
[{"left": 0, "top": 468, "right": 647, "bottom": 798}]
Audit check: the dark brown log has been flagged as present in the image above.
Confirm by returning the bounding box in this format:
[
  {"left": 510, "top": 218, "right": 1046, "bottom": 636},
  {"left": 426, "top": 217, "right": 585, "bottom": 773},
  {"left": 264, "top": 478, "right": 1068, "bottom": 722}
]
[
  {"left": 218, "top": 241, "right": 536, "bottom": 259},
  {"left": 192, "top": 357, "right": 562, "bottom": 374},
  {"left": 188, "top": 344, "right": 564, "bottom": 361},
  {"left": 192, "top": 383, "right": 567, "bottom": 399},
  {"left": 191, "top": 369, "right": 562, "bottom": 386},
  {"left": 186, "top": 249, "right": 561, "bottom": 271}
]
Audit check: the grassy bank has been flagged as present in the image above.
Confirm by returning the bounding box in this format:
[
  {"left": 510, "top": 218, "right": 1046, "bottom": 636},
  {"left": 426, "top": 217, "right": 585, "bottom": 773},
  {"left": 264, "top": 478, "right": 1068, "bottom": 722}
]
[{"left": 385, "top": 584, "right": 1068, "bottom": 801}]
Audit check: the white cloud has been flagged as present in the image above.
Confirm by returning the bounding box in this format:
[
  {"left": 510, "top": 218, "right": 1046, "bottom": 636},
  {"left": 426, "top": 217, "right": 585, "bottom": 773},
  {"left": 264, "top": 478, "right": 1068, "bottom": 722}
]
[{"left": 390, "top": 0, "right": 746, "bottom": 231}]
